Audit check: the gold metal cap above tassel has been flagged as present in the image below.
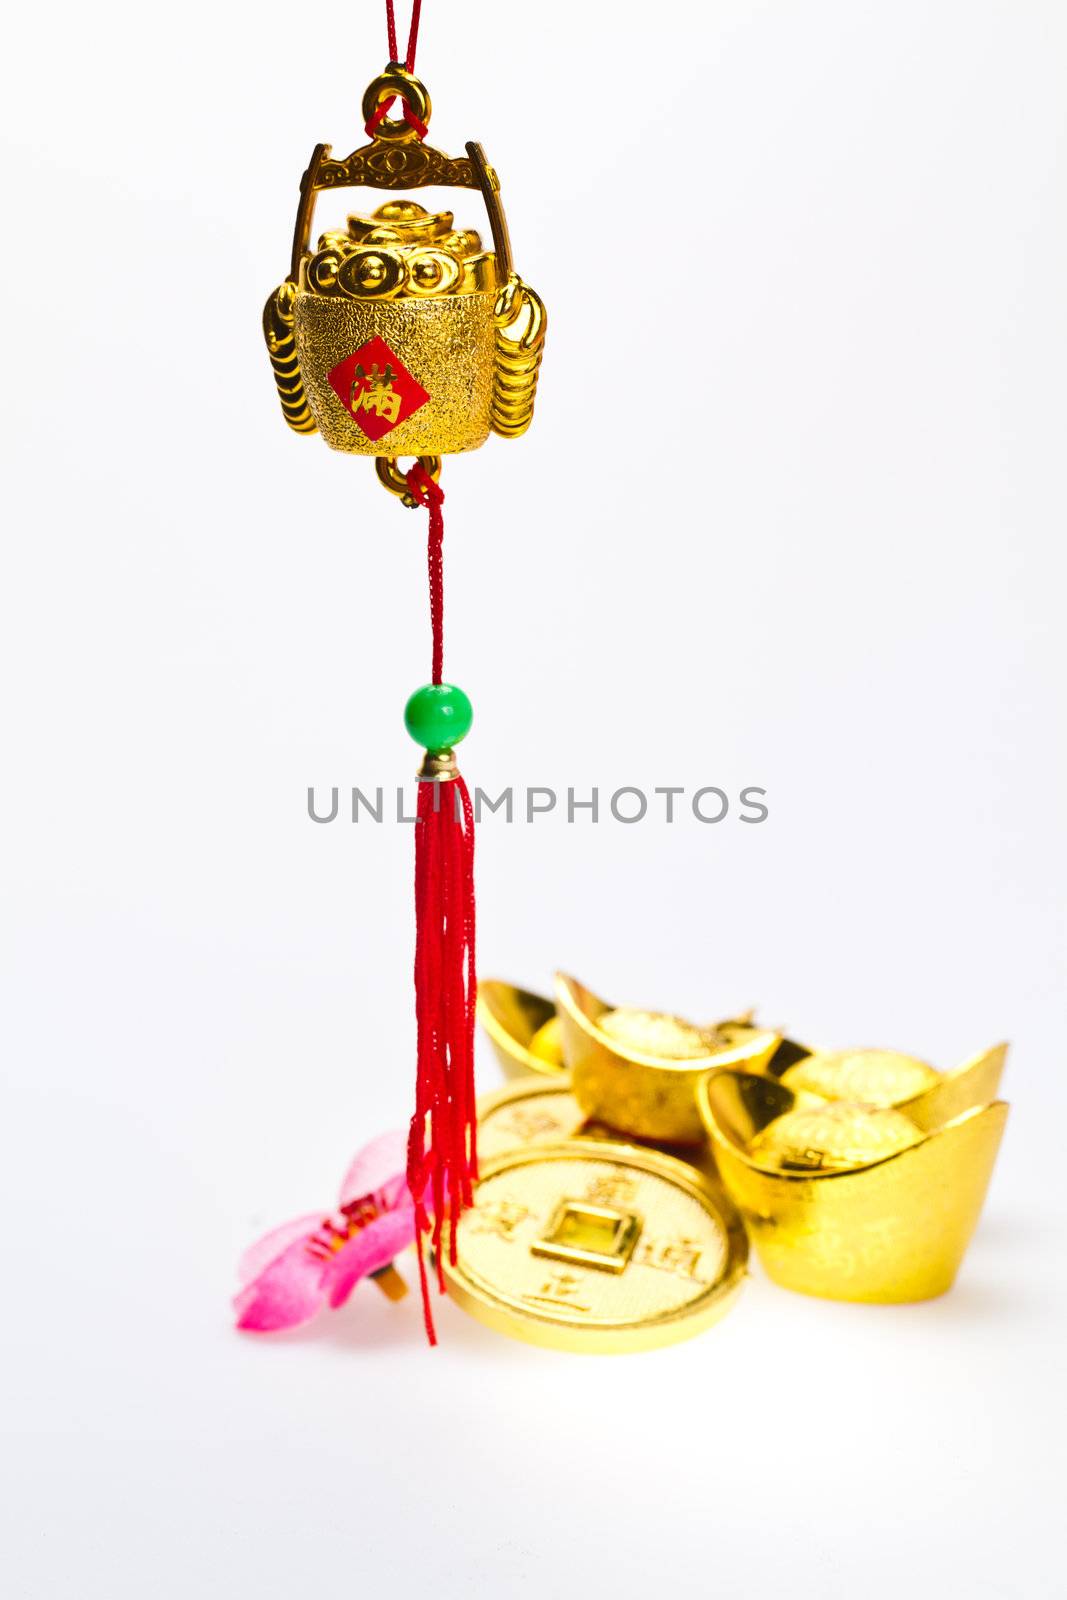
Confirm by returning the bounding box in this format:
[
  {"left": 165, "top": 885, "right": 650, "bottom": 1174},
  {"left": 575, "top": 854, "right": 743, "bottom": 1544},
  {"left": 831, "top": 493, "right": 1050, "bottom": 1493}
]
[{"left": 416, "top": 747, "right": 458, "bottom": 782}]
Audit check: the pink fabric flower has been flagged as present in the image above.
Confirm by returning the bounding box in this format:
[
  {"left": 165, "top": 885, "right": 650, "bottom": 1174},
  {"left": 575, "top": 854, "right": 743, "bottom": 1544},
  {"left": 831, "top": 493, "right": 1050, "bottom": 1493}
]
[{"left": 235, "top": 1130, "right": 417, "bottom": 1332}]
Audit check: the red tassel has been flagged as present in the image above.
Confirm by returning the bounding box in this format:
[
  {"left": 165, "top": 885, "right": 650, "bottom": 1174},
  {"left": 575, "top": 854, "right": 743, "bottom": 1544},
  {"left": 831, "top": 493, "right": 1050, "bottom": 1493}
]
[{"left": 403, "top": 464, "right": 478, "bottom": 1344}]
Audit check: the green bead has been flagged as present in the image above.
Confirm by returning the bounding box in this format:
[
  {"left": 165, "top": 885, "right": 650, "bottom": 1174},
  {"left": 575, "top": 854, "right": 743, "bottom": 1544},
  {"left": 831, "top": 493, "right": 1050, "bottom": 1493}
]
[{"left": 404, "top": 682, "right": 473, "bottom": 752}]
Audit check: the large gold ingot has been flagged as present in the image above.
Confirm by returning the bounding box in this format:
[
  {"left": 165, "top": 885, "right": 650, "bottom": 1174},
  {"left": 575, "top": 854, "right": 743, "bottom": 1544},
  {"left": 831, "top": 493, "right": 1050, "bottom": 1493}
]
[
  {"left": 698, "top": 1070, "right": 1008, "bottom": 1302},
  {"left": 555, "top": 973, "right": 782, "bottom": 1145},
  {"left": 263, "top": 66, "right": 545, "bottom": 466}
]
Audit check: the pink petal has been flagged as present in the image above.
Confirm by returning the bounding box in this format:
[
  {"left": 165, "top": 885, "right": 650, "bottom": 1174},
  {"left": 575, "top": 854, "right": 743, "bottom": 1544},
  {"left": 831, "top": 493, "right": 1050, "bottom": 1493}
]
[
  {"left": 325, "top": 1204, "right": 418, "bottom": 1308},
  {"left": 234, "top": 1236, "right": 329, "bottom": 1332},
  {"left": 339, "top": 1129, "right": 409, "bottom": 1206},
  {"left": 236, "top": 1213, "right": 324, "bottom": 1289},
  {"left": 375, "top": 1171, "right": 414, "bottom": 1211}
]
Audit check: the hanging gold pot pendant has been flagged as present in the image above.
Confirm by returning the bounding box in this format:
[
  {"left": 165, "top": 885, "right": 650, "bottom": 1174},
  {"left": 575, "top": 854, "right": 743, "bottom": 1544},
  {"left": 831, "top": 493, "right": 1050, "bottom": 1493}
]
[{"left": 263, "top": 62, "right": 546, "bottom": 487}]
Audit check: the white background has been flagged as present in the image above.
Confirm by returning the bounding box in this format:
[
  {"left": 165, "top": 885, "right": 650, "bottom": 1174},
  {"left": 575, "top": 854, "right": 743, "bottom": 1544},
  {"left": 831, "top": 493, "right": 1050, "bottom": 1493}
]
[{"left": 2, "top": 2, "right": 1065, "bottom": 1595}]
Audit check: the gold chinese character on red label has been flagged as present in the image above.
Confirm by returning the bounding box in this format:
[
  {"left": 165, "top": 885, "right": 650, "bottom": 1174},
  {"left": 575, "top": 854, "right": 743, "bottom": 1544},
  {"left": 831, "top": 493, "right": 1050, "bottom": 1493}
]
[
  {"left": 350, "top": 362, "right": 402, "bottom": 425},
  {"left": 327, "top": 335, "right": 430, "bottom": 440}
]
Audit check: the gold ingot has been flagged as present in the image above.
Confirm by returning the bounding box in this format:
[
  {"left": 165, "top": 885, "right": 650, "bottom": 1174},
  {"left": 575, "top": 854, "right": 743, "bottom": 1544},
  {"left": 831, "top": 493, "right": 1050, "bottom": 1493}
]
[
  {"left": 263, "top": 68, "right": 545, "bottom": 463},
  {"left": 555, "top": 973, "right": 782, "bottom": 1145},
  {"left": 477, "top": 980, "right": 567, "bottom": 1078},
  {"left": 440, "top": 1141, "right": 747, "bottom": 1352},
  {"left": 698, "top": 1070, "right": 1009, "bottom": 1303}
]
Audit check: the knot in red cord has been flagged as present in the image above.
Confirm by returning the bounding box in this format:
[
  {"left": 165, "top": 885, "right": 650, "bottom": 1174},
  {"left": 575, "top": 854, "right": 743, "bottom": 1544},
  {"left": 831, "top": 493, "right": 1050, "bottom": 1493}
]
[{"left": 405, "top": 462, "right": 444, "bottom": 509}]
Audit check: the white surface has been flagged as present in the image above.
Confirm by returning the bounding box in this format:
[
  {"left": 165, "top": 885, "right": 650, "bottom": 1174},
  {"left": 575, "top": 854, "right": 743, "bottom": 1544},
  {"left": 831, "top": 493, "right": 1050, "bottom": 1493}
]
[{"left": 2, "top": 2, "right": 1066, "bottom": 1596}]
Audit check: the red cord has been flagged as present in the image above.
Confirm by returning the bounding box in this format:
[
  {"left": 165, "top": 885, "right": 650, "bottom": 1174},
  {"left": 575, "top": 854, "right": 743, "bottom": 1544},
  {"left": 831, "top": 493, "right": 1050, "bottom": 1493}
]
[
  {"left": 370, "top": 0, "right": 427, "bottom": 139},
  {"left": 404, "top": 0, "right": 423, "bottom": 70},
  {"left": 384, "top": 0, "right": 421, "bottom": 68},
  {"left": 403, "top": 461, "right": 477, "bottom": 1345},
  {"left": 407, "top": 463, "right": 445, "bottom": 683}
]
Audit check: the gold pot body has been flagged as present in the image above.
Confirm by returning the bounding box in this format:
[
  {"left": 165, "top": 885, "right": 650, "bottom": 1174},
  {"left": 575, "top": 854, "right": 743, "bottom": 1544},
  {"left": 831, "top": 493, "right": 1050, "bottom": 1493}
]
[{"left": 294, "top": 288, "right": 497, "bottom": 455}]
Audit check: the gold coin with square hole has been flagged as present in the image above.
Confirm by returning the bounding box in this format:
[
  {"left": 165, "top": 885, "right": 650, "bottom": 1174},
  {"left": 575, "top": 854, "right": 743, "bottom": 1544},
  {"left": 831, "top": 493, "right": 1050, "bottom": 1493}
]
[
  {"left": 441, "top": 1141, "right": 747, "bottom": 1352},
  {"left": 476, "top": 1076, "right": 592, "bottom": 1162}
]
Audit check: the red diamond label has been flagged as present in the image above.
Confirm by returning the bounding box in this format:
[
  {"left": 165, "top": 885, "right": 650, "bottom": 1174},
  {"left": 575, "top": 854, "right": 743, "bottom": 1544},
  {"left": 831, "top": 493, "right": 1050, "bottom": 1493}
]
[{"left": 327, "top": 335, "right": 430, "bottom": 441}]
